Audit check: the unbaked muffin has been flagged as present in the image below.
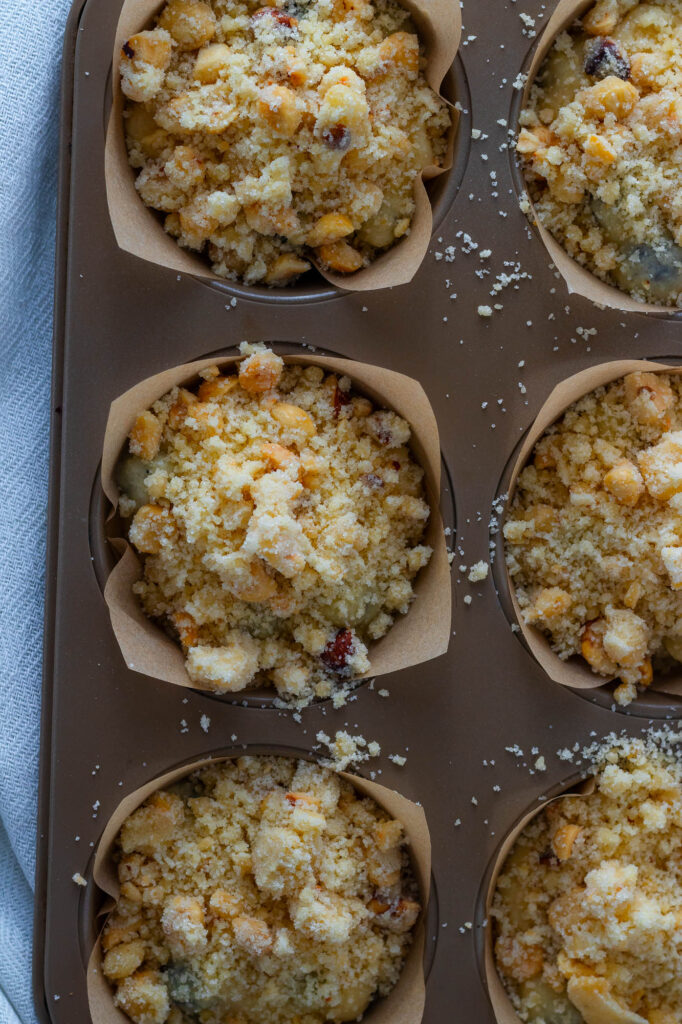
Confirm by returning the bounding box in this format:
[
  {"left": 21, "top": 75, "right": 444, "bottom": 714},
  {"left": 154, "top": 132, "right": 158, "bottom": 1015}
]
[
  {"left": 518, "top": 0, "right": 682, "bottom": 306},
  {"left": 119, "top": 0, "right": 451, "bottom": 285},
  {"left": 504, "top": 370, "right": 682, "bottom": 705},
  {"left": 492, "top": 735, "right": 682, "bottom": 1024},
  {"left": 116, "top": 346, "right": 432, "bottom": 704},
  {"left": 101, "top": 756, "right": 421, "bottom": 1024}
]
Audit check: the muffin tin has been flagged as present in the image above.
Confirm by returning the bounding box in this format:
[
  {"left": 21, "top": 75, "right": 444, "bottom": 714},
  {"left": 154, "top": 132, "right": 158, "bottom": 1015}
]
[{"left": 34, "top": 0, "right": 682, "bottom": 1022}]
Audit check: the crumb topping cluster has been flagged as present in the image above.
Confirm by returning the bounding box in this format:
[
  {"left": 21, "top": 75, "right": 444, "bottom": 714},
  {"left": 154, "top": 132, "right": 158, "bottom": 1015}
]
[
  {"left": 117, "top": 346, "right": 432, "bottom": 703},
  {"left": 119, "top": 0, "right": 450, "bottom": 285},
  {"left": 504, "top": 371, "right": 682, "bottom": 705},
  {"left": 493, "top": 736, "right": 682, "bottom": 1024},
  {"left": 101, "top": 756, "right": 420, "bottom": 1024},
  {"left": 518, "top": 0, "right": 682, "bottom": 306}
]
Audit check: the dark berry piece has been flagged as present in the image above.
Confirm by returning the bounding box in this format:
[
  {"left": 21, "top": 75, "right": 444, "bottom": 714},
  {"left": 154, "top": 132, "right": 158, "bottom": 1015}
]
[
  {"left": 584, "top": 37, "right": 630, "bottom": 80},
  {"left": 362, "top": 472, "right": 383, "bottom": 490},
  {"left": 321, "top": 629, "right": 355, "bottom": 672},
  {"left": 372, "top": 423, "right": 393, "bottom": 445},
  {"left": 538, "top": 846, "right": 560, "bottom": 868},
  {"left": 322, "top": 124, "right": 352, "bottom": 151},
  {"left": 251, "top": 7, "right": 298, "bottom": 30},
  {"left": 122, "top": 40, "right": 135, "bottom": 58},
  {"left": 333, "top": 383, "right": 351, "bottom": 417}
]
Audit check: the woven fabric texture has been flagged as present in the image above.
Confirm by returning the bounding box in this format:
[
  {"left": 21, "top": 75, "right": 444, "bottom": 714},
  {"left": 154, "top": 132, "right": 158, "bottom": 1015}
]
[{"left": 0, "top": 1, "right": 72, "bottom": 1021}]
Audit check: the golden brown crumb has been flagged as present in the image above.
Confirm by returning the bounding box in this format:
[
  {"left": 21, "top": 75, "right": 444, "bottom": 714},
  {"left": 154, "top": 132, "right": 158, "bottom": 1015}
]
[
  {"left": 102, "top": 756, "right": 420, "bottom": 1024},
  {"left": 504, "top": 371, "right": 682, "bottom": 705},
  {"left": 518, "top": 0, "right": 682, "bottom": 306},
  {"left": 116, "top": 347, "right": 432, "bottom": 703},
  {"left": 120, "top": 0, "right": 451, "bottom": 285}
]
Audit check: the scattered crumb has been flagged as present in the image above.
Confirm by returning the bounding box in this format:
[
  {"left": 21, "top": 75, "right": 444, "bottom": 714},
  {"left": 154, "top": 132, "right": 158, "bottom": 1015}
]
[
  {"left": 468, "top": 560, "right": 489, "bottom": 583},
  {"left": 316, "top": 730, "right": 381, "bottom": 771}
]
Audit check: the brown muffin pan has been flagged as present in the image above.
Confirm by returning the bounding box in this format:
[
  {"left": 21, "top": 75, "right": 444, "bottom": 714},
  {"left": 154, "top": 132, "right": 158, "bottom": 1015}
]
[{"left": 34, "top": 0, "right": 682, "bottom": 1022}]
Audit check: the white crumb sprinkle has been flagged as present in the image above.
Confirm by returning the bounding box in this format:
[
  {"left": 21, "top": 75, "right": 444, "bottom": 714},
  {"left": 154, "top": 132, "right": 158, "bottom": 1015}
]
[{"left": 468, "top": 560, "right": 489, "bottom": 583}]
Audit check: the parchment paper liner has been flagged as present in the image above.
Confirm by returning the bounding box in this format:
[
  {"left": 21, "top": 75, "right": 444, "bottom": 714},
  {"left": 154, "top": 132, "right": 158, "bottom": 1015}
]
[
  {"left": 101, "top": 352, "right": 451, "bottom": 693},
  {"left": 519, "top": 0, "right": 681, "bottom": 315},
  {"left": 505, "top": 358, "right": 682, "bottom": 699},
  {"left": 484, "top": 777, "right": 596, "bottom": 1024},
  {"left": 104, "top": 0, "right": 461, "bottom": 293},
  {"left": 87, "top": 753, "right": 431, "bottom": 1024}
]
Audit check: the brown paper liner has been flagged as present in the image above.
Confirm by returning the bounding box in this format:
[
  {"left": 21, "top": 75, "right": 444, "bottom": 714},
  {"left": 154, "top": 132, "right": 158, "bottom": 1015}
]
[
  {"left": 101, "top": 352, "right": 451, "bottom": 693},
  {"left": 483, "top": 778, "right": 595, "bottom": 1024},
  {"left": 505, "top": 358, "right": 682, "bottom": 699},
  {"left": 104, "top": 0, "right": 461, "bottom": 293},
  {"left": 519, "top": 0, "right": 681, "bottom": 315},
  {"left": 87, "top": 754, "right": 431, "bottom": 1024}
]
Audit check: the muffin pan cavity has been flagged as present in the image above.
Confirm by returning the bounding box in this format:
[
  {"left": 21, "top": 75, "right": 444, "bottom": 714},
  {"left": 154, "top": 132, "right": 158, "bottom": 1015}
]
[
  {"left": 510, "top": 0, "right": 682, "bottom": 317},
  {"left": 105, "top": 0, "right": 463, "bottom": 300},
  {"left": 97, "top": 346, "right": 451, "bottom": 706},
  {"left": 496, "top": 360, "right": 682, "bottom": 716},
  {"left": 86, "top": 748, "right": 435, "bottom": 1024}
]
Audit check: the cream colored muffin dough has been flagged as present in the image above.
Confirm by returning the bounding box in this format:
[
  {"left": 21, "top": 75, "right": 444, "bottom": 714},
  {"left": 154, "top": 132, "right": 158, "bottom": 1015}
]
[
  {"left": 518, "top": 0, "right": 682, "bottom": 306},
  {"left": 117, "top": 346, "right": 432, "bottom": 703},
  {"left": 504, "top": 371, "right": 682, "bottom": 705},
  {"left": 119, "top": 0, "right": 451, "bottom": 285},
  {"left": 101, "top": 756, "right": 421, "bottom": 1024},
  {"left": 492, "top": 736, "right": 682, "bottom": 1024}
]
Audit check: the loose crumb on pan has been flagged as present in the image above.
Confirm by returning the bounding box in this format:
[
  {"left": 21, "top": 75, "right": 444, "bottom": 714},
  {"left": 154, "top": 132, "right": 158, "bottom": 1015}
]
[
  {"left": 504, "top": 370, "right": 682, "bottom": 705},
  {"left": 467, "top": 559, "right": 489, "bottom": 583},
  {"left": 119, "top": 0, "right": 451, "bottom": 285},
  {"left": 492, "top": 731, "right": 682, "bottom": 1024},
  {"left": 315, "top": 729, "right": 382, "bottom": 771},
  {"left": 117, "top": 345, "right": 433, "bottom": 706},
  {"left": 517, "top": 0, "right": 682, "bottom": 306},
  {"left": 101, "top": 756, "right": 420, "bottom": 1024}
]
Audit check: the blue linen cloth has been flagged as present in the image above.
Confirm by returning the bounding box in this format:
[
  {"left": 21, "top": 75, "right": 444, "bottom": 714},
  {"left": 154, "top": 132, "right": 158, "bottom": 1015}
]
[{"left": 1, "top": 1, "right": 72, "bottom": 1021}]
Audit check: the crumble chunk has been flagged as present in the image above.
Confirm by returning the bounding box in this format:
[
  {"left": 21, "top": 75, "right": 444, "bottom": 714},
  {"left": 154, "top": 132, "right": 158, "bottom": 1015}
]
[
  {"left": 116, "top": 347, "right": 432, "bottom": 703},
  {"left": 504, "top": 370, "right": 682, "bottom": 704},
  {"left": 120, "top": 0, "right": 451, "bottom": 285},
  {"left": 492, "top": 737, "right": 682, "bottom": 1024},
  {"left": 518, "top": 0, "right": 682, "bottom": 306},
  {"left": 102, "top": 756, "right": 420, "bottom": 1024}
]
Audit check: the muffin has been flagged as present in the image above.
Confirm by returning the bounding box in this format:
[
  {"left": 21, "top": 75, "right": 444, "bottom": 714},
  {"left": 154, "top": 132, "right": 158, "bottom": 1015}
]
[
  {"left": 504, "top": 370, "right": 682, "bottom": 705},
  {"left": 492, "top": 736, "right": 682, "bottom": 1024},
  {"left": 517, "top": 0, "right": 682, "bottom": 306},
  {"left": 116, "top": 346, "right": 433, "bottom": 704},
  {"left": 100, "top": 756, "right": 421, "bottom": 1024},
  {"left": 119, "top": 0, "right": 451, "bottom": 285}
]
